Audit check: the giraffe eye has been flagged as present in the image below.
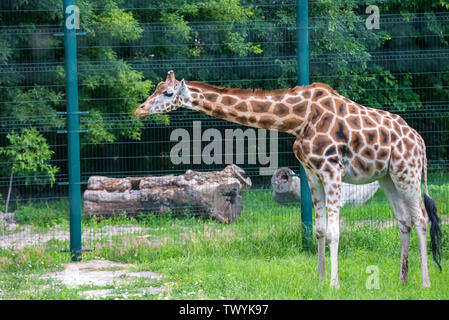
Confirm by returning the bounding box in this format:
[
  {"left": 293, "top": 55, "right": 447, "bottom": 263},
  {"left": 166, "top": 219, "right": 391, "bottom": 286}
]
[{"left": 163, "top": 90, "right": 174, "bottom": 97}]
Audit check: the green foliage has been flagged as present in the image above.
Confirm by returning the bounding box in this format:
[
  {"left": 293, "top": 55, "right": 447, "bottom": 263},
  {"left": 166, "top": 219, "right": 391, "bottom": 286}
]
[
  {"left": 440, "top": 0, "right": 449, "bottom": 9},
  {"left": 309, "top": 0, "right": 390, "bottom": 98},
  {"left": 159, "top": 11, "right": 193, "bottom": 58},
  {"left": 1, "top": 87, "right": 64, "bottom": 131},
  {"left": 81, "top": 109, "right": 116, "bottom": 144},
  {"left": 68, "top": 1, "right": 154, "bottom": 142},
  {"left": 1, "top": 0, "right": 449, "bottom": 182},
  {"left": 73, "top": 59, "right": 154, "bottom": 142},
  {"left": 335, "top": 65, "right": 422, "bottom": 112},
  {"left": 0, "top": 128, "right": 59, "bottom": 186}
]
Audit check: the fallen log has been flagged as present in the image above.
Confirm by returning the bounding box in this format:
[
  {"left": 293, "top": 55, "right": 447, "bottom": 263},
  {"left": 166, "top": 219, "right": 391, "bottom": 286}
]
[
  {"left": 83, "top": 164, "right": 251, "bottom": 223},
  {"left": 271, "top": 167, "right": 379, "bottom": 207}
]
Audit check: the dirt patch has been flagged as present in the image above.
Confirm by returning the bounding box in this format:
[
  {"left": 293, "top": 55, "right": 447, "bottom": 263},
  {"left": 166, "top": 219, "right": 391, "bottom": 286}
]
[
  {"left": 0, "top": 224, "right": 155, "bottom": 249},
  {"left": 42, "top": 259, "right": 166, "bottom": 299}
]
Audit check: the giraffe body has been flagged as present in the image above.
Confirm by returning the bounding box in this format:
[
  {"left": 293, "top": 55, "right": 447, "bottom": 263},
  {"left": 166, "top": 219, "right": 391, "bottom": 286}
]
[{"left": 136, "top": 71, "right": 442, "bottom": 288}]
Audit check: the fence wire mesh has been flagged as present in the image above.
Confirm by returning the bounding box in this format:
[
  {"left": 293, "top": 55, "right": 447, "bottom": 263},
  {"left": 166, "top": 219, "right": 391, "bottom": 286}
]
[{"left": 0, "top": 0, "right": 448, "bottom": 254}]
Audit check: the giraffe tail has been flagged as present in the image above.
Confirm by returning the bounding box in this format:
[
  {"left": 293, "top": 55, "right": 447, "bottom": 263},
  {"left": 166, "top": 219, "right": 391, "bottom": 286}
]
[{"left": 422, "top": 142, "right": 443, "bottom": 271}]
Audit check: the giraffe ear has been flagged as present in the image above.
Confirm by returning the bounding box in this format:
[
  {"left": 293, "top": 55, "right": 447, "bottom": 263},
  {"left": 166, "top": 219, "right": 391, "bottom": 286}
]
[
  {"left": 166, "top": 70, "right": 176, "bottom": 85},
  {"left": 177, "top": 79, "right": 186, "bottom": 94}
]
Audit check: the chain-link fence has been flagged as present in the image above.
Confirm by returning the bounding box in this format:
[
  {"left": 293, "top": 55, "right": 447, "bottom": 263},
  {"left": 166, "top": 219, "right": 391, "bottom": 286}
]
[{"left": 1, "top": 0, "right": 448, "bottom": 254}]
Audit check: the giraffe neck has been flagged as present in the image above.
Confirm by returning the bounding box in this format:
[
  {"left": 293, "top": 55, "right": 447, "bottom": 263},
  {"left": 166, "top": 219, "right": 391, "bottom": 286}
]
[{"left": 184, "top": 81, "right": 316, "bottom": 136}]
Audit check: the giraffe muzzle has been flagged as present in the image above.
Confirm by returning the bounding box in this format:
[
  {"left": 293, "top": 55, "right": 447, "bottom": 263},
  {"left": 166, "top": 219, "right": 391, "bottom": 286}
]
[{"left": 135, "top": 106, "right": 150, "bottom": 119}]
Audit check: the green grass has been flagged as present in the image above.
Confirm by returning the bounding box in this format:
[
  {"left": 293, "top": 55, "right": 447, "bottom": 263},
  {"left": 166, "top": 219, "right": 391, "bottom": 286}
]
[
  {"left": 13, "top": 199, "right": 70, "bottom": 227},
  {"left": 0, "top": 186, "right": 448, "bottom": 300}
]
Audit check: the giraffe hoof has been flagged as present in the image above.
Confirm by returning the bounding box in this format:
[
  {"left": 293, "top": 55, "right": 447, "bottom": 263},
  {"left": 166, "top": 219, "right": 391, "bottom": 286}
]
[
  {"left": 330, "top": 279, "right": 340, "bottom": 289},
  {"left": 318, "top": 273, "right": 327, "bottom": 281}
]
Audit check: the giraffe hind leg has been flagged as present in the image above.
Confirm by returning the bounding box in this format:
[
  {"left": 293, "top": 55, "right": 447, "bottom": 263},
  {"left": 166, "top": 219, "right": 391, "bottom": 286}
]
[
  {"left": 383, "top": 172, "right": 431, "bottom": 287},
  {"left": 403, "top": 194, "right": 430, "bottom": 287},
  {"left": 378, "top": 175, "right": 411, "bottom": 284}
]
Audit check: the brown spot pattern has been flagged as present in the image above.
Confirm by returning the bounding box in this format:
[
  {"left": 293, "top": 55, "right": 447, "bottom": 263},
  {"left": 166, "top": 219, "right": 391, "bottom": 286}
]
[
  {"left": 279, "top": 118, "right": 300, "bottom": 132},
  {"left": 361, "top": 147, "right": 375, "bottom": 160},
  {"left": 316, "top": 113, "right": 333, "bottom": 133},
  {"left": 221, "top": 95, "right": 237, "bottom": 106},
  {"left": 364, "top": 129, "right": 378, "bottom": 145},
  {"left": 332, "top": 119, "right": 349, "bottom": 142},
  {"left": 347, "top": 116, "right": 361, "bottom": 130},
  {"left": 274, "top": 103, "right": 290, "bottom": 117},
  {"left": 391, "top": 132, "right": 398, "bottom": 142},
  {"left": 204, "top": 93, "right": 218, "bottom": 102},
  {"left": 353, "top": 156, "right": 372, "bottom": 174},
  {"left": 234, "top": 102, "right": 248, "bottom": 112},
  {"left": 382, "top": 118, "right": 392, "bottom": 129},
  {"left": 321, "top": 98, "right": 335, "bottom": 113},
  {"left": 379, "top": 128, "right": 390, "bottom": 146},
  {"left": 251, "top": 100, "right": 270, "bottom": 113},
  {"left": 325, "top": 145, "right": 337, "bottom": 156},
  {"left": 350, "top": 131, "right": 363, "bottom": 153},
  {"left": 375, "top": 160, "right": 385, "bottom": 171},
  {"left": 212, "top": 107, "right": 226, "bottom": 118},
  {"left": 258, "top": 116, "right": 276, "bottom": 129},
  {"left": 313, "top": 135, "right": 333, "bottom": 155},
  {"left": 338, "top": 145, "right": 353, "bottom": 158},
  {"left": 302, "top": 90, "right": 311, "bottom": 99},
  {"left": 393, "top": 121, "right": 402, "bottom": 136},
  {"left": 310, "top": 157, "right": 324, "bottom": 169},
  {"left": 286, "top": 96, "right": 302, "bottom": 104},
  {"left": 377, "top": 148, "right": 390, "bottom": 160},
  {"left": 202, "top": 102, "right": 212, "bottom": 112},
  {"left": 310, "top": 104, "right": 324, "bottom": 124},
  {"left": 292, "top": 102, "right": 308, "bottom": 117},
  {"left": 362, "top": 117, "right": 376, "bottom": 128},
  {"left": 369, "top": 112, "right": 381, "bottom": 124},
  {"left": 312, "top": 90, "right": 324, "bottom": 101},
  {"left": 336, "top": 100, "right": 347, "bottom": 117},
  {"left": 236, "top": 116, "right": 248, "bottom": 125},
  {"left": 348, "top": 104, "right": 359, "bottom": 114}
]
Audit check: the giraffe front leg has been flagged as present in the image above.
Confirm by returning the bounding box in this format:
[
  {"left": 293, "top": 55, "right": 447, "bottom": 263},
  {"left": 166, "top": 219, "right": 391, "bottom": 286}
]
[
  {"left": 323, "top": 175, "right": 342, "bottom": 289},
  {"left": 306, "top": 172, "right": 327, "bottom": 281}
]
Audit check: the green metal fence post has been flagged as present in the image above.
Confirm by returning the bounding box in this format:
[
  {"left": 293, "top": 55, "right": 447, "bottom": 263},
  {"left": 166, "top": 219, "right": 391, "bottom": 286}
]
[
  {"left": 297, "top": 0, "right": 313, "bottom": 250},
  {"left": 63, "top": 0, "right": 82, "bottom": 261}
]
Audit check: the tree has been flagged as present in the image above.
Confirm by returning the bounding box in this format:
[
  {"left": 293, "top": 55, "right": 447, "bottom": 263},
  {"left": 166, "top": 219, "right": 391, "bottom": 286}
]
[
  {"left": 0, "top": 129, "right": 59, "bottom": 213},
  {"left": 1, "top": 0, "right": 449, "bottom": 182}
]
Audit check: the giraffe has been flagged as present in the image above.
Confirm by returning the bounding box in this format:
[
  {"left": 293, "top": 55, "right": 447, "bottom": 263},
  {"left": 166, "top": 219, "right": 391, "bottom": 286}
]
[{"left": 135, "top": 70, "right": 443, "bottom": 288}]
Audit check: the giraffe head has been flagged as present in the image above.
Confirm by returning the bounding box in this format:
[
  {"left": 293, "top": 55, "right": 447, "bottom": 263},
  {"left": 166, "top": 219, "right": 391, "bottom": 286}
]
[{"left": 135, "top": 70, "right": 188, "bottom": 119}]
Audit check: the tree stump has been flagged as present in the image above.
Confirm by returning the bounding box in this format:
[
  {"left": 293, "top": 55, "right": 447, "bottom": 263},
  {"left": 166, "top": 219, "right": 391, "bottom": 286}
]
[
  {"left": 271, "top": 167, "right": 301, "bottom": 205},
  {"left": 83, "top": 164, "right": 251, "bottom": 223},
  {"left": 271, "top": 167, "right": 379, "bottom": 207},
  {"left": 212, "top": 183, "right": 243, "bottom": 223}
]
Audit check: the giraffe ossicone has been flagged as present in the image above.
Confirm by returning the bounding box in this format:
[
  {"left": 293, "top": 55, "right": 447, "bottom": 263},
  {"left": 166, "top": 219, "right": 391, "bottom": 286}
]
[{"left": 135, "top": 70, "right": 443, "bottom": 288}]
